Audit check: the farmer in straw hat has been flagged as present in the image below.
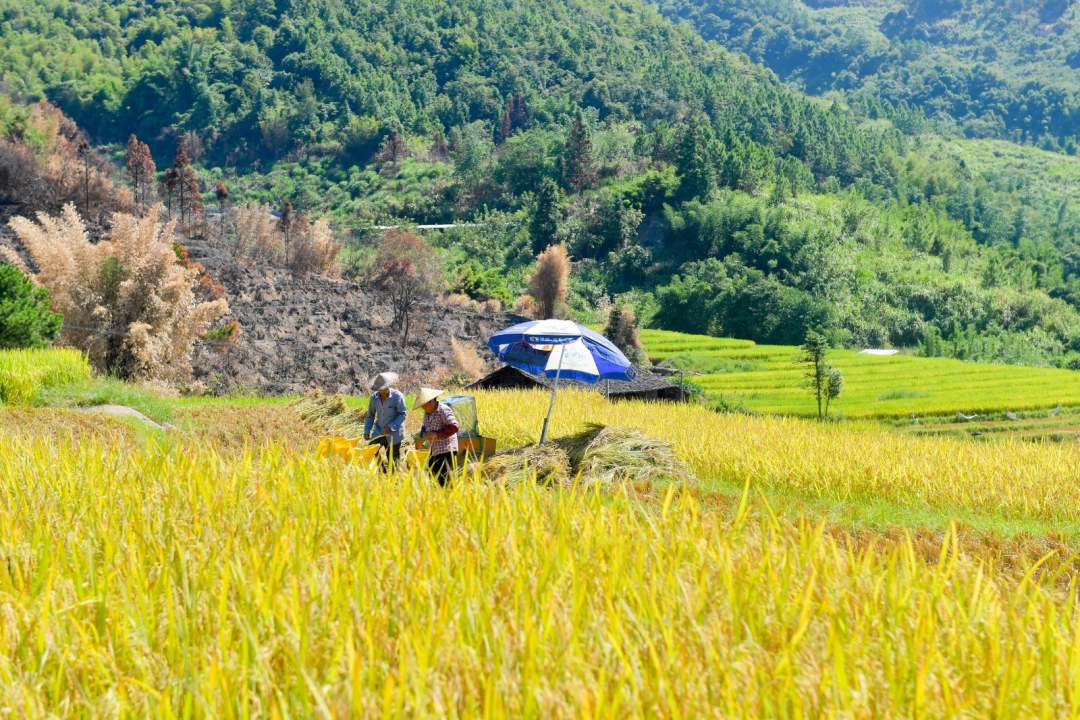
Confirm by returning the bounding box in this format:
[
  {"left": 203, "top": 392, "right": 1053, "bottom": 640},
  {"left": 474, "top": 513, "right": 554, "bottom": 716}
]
[
  {"left": 364, "top": 372, "right": 407, "bottom": 471},
  {"left": 414, "top": 387, "right": 459, "bottom": 486}
]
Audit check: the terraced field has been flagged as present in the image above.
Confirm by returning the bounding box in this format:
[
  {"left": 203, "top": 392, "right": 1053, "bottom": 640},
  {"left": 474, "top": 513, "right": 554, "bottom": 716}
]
[
  {"left": 641, "top": 329, "right": 1080, "bottom": 420},
  {"left": 898, "top": 408, "right": 1080, "bottom": 443},
  {"left": 7, "top": 349, "right": 1080, "bottom": 713}
]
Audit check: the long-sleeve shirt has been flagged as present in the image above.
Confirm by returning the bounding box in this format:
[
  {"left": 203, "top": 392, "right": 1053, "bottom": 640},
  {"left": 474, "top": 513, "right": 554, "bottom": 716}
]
[
  {"left": 420, "top": 402, "right": 459, "bottom": 456},
  {"left": 363, "top": 389, "right": 407, "bottom": 444}
]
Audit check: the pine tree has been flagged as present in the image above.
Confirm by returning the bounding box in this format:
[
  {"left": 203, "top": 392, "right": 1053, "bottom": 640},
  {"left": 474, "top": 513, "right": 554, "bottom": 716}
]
[
  {"left": 497, "top": 97, "right": 514, "bottom": 143},
  {"left": 0, "top": 264, "right": 62, "bottom": 349},
  {"left": 529, "top": 178, "right": 562, "bottom": 254},
  {"left": 125, "top": 134, "right": 156, "bottom": 208},
  {"left": 279, "top": 200, "right": 295, "bottom": 267},
  {"left": 77, "top": 139, "right": 92, "bottom": 217},
  {"left": 510, "top": 93, "right": 529, "bottom": 130},
  {"left": 561, "top": 111, "right": 595, "bottom": 192},
  {"left": 677, "top": 123, "right": 716, "bottom": 201},
  {"left": 215, "top": 181, "right": 229, "bottom": 240},
  {"left": 431, "top": 130, "right": 449, "bottom": 160},
  {"left": 184, "top": 169, "right": 203, "bottom": 230},
  {"left": 1010, "top": 208, "right": 1027, "bottom": 247},
  {"left": 379, "top": 131, "right": 406, "bottom": 164},
  {"left": 162, "top": 167, "right": 179, "bottom": 216},
  {"left": 173, "top": 140, "right": 190, "bottom": 223},
  {"left": 215, "top": 181, "right": 229, "bottom": 213},
  {"left": 170, "top": 139, "right": 200, "bottom": 225},
  {"left": 498, "top": 94, "right": 530, "bottom": 143}
]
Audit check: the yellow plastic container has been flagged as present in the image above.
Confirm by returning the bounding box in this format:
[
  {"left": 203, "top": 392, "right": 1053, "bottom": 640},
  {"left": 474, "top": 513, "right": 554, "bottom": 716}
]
[
  {"left": 317, "top": 437, "right": 349, "bottom": 458},
  {"left": 351, "top": 444, "right": 380, "bottom": 466},
  {"left": 317, "top": 436, "right": 379, "bottom": 464},
  {"left": 406, "top": 449, "right": 430, "bottom": 470}
]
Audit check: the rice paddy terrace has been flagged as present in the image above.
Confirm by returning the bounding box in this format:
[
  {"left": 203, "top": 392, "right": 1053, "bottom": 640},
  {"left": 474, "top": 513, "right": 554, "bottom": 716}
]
[
  {"left": 641, "top": 329, "right": 1080, "bottom": 435},
  {"left": 7, "top": 348, "right": 1080, "bottom": 713}
]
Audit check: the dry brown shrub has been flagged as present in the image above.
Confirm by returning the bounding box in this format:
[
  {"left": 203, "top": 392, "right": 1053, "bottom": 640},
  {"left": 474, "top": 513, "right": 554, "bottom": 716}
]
[
  {"left": 428, "top": 365, "right": 455, "bottom": 388},
  {"left": 450, "top": 337, "right": 485, "bottom": 380},
  {"left": 445, "top": 293, "right": 481, "bottom": 311},
  {"left": 197, "top": 272, "right": 227, "bottom": 301},
  {"left": 482, "top": 298, "right": 503, "bottom": 313},
  {"left": 368, "top": 230, "right": 445, "bottom": 344},
  {"left": 0, "top": 140, "right": 39, "bottom": 202},
  {"left": 527, "top": 244, "right": 570, "bottom": 319},
  {"left": 9, "top": 204, "right": 228, "bottom": 383},
  {"left": 229, "top": 203, "right": 340, "bottom": 275},
  {"left": 0, "top": 102, "right": 133, "bottom": 219},
  {"left": 232, "top": 203, "right": 282, "bottom": 262},
  {"left": 604, "top": 304, "right": 645, "bottom": 365},
  {"left": 288, "top": 216, "right": 341, "bottom": 276},
  {"left": 512, "top": 294, "right": 536, "bottom": 317}
]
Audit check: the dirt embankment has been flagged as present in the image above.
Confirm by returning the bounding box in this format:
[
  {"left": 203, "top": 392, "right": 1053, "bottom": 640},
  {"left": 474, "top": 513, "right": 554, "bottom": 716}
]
[{"left": 187, "top": 239, "right": 513, "bottom": 396}]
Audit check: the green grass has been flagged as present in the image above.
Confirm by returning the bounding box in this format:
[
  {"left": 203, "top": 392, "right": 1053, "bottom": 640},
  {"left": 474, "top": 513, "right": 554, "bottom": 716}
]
[
  {"left": 170, "top": 394, "right": 300, "bottom": 409},
  {"left": 0, "top": 348, "right": 93, "bottom": 404},
  {"left": 35, "top": 377, "right": 175, "bottom": 423},
  {"left": 642, "top": 328, "right": 1080, "bottom": 418}
]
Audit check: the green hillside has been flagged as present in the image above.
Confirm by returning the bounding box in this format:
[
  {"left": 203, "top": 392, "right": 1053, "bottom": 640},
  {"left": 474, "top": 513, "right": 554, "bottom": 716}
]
[
  {"left": 651, "top": 0, "right": 1080, "bottom": 150},
  {"left": 0, "top": 0, "right": 886, "bottom": 175},
  {"left": 642, "top": 328, "right": 1080, "bottom": 418},
  {"left": 0, "top": 0, "right": 1078, "bottom": 368}
]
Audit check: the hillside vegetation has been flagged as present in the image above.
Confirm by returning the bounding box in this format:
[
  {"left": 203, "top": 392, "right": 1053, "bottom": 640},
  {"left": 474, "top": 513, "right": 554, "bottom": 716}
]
[
  {"left": 0, "top": 0, "right": 1078, "bottom": 367},
  {"left": 652, "top": 0, "right": 1080, "bottom": 150}
]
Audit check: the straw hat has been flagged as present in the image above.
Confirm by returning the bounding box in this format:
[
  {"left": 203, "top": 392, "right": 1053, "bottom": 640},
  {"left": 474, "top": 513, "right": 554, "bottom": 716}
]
[
  {"left": 370, "top": 372, "right": 399, "bottom": 391},
  {"left": 412, "top": 387, "right": 444, "bottom": 410}
]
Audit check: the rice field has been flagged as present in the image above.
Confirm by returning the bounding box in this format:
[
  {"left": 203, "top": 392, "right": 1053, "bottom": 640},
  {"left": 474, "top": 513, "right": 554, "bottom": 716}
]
[
  {"left": 641, "top": 328, "right": 1080, "bottom": 418},
  {"left": 7, "top": 365, "right": 1080, "bottom": 714},
  {"left": 4, "top": 387, "right": 1080, "bottom": 716}
]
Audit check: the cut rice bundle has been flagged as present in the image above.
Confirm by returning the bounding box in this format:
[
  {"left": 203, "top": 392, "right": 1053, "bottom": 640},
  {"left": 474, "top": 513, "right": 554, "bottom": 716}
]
[
  {"left": 476, "top": 424, "right": 691, "bottom": 489},
  {"left": 293, "top": 390, "right": 367, "bottom": 438},
  {"left": 474, "top": 445, "right": 571, "bottom": 488},
  {"left": 573, "top": 426, "right": 693, "bottom": 486}
]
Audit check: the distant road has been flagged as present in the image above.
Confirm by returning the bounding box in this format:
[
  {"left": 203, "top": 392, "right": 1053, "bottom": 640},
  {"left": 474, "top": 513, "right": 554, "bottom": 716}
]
[{"left": 370, "top": 223, "right": 481, "bottom": 230}]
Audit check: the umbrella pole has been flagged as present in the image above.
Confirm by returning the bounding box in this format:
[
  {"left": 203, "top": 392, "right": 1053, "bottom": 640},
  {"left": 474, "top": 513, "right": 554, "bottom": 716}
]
[{"left": 539, "top": 345, "right": 565, "bottom": 446}]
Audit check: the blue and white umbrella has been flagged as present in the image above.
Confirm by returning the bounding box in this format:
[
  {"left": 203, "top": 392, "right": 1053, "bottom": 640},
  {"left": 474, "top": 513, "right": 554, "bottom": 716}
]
[{"left": 487, "top": 319, "right": 635, "bottom": 444}]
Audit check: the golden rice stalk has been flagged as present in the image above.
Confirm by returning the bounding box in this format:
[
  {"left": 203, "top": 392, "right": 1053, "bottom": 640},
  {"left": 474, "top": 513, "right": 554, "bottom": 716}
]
[{"left": 292, "top": 390, "right": 367, "bottom": 438}]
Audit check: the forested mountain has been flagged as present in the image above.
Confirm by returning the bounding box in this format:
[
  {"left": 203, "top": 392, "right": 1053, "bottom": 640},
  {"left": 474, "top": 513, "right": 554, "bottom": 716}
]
[
  {"left": 0, "top": 0, "right": 893, "bottom": 171},
  {"left": 0, "top": 0, "right": 1079, "bottom": 368},
  {"left": 651, "top": 0, "right": 1080, "bottom": 151}
]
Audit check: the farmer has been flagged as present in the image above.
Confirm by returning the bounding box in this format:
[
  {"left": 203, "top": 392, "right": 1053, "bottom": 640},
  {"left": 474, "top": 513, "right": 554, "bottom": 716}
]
[
  {"left": 414, "top": 387, "right": 459, "bottom": 487},
  {"left": 363, "top": 372, "right": 407, "bottom": 471}
]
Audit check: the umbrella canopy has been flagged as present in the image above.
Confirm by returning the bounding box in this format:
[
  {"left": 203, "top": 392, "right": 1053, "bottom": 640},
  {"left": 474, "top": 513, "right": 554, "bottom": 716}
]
[
  {"left": 487, "top": 319, "right": 635, "bottom": 444},
  {"left": 487, "top": 319, "right": 635, "bottom": 383}
]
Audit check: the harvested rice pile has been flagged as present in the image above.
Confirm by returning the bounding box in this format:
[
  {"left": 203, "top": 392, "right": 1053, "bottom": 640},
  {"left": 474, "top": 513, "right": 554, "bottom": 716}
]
[
  {"left": 477, "top": 423, "right": 692, "bottom": 489},
  {"left": 473, "top": 445, "right": 571, "bottom": 488},
  {"left": 571, "top": 425, "right": 693, "bottom": 486},
  {"left": 293, "top": 391, "right": 367, "bottom": 438}
]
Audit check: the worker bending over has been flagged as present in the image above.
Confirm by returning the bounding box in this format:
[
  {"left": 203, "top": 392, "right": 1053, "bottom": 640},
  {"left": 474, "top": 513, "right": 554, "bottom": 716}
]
[
  {"left": 363, "top": 372, "right": 407, "bottom": 471},
  {"left": 414, "top": 387, "right": 459, "bottom": 486}
]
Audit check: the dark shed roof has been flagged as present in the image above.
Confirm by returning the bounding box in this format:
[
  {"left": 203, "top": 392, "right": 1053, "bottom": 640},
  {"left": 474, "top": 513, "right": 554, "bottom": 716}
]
[{"left": 466, "top": 365, "right": 689, "bottom": 402}]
